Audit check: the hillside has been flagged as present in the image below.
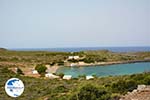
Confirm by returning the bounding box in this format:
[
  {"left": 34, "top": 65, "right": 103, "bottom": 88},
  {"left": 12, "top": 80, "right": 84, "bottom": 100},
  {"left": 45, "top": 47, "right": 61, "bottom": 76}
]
[
  {"left": 0, "top": 66, "right": 150, "bottom": 100},
  {"left": 0, "top": 50, "right": 150, "bottom": 67}
]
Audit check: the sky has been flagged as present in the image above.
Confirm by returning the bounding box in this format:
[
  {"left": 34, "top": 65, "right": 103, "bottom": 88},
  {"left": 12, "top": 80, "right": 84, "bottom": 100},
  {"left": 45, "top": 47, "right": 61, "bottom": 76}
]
[{"left": 0, "top": 0, "right": 150, "bottom": 48}]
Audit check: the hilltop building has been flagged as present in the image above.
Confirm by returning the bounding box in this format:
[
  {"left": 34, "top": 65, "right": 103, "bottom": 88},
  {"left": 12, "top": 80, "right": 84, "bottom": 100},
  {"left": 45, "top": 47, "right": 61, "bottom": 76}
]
[{"left": 68, "top": 56, "right": 79, "bottom": 60}]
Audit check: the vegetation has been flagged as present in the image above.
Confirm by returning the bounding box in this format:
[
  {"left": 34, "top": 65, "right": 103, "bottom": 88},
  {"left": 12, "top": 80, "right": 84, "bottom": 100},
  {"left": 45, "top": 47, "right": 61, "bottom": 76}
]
[
  {"left": 35, "top": 64, "right": 47, "bottom": 75},
  {"left": 0, "top": 66, "right": 150, "bottom": 100},
  {"left": 0, "top": 50, "right": 70, "bottom": 65},
  {"left": 70, "top": 84, "right": 111, "bottom": 100},
  {"left": 0, "top": 49, "right": 150, "bottom": 99},
  {"left": 0, "top": 50, "right": 150, "bottom": 67},
  {"left": 57, "top": 60, "right": 65, "bottom": 66}
]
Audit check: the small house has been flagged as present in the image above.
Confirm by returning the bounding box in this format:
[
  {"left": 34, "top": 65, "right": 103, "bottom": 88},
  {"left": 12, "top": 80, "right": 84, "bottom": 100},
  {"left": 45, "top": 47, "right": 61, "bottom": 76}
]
[
  {"left": 68, "top": 56, "right": 79, "bottom": 60},
  {"left": 63, "top": 75, "right": 72, "bottom": 80},
  {"left": 32, "top": 70, "right": 38, "bottom": 74},
  {"left": 45, "top": 73, "right": 59, "bottom": 79},
  {"left": 68, "top": 56, "right": 74, "bottom": 59},
  {"left": 86, "top": 75, "right": 94, "bottom": 80},
  {"left": 74, "top": 56, "right": 79, "bottom": 59},
  {"left": 70, "top": 63, "right": 77, "bottom": 66}
]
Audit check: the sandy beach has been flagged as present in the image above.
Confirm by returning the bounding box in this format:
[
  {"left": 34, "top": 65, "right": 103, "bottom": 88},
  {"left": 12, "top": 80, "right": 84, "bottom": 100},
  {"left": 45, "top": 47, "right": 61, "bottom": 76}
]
[{"left": 47, "top": 65, "right": 60, "bottom": 73}]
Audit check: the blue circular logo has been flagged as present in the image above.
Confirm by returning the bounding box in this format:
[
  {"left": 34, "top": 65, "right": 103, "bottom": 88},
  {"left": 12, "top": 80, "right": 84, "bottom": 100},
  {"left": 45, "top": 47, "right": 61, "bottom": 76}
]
[{"left": 5, "top": 78, "right": 24, "bottom": 97}]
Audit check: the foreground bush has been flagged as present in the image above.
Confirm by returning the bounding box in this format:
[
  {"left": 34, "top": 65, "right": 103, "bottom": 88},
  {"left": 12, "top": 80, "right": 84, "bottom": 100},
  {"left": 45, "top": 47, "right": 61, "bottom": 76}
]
[
  {"left": 0, "top": 67, "right": 150, "bottom": 100},
  {"left": 70, "top": 84, "right": 111, "bottom": 100}
]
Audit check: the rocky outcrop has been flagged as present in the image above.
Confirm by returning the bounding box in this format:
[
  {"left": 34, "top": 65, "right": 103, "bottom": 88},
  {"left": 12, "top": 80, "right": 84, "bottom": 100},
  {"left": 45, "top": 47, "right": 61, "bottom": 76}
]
[{"left": 120, "top": 85, "right": 150, "bottom": 100}]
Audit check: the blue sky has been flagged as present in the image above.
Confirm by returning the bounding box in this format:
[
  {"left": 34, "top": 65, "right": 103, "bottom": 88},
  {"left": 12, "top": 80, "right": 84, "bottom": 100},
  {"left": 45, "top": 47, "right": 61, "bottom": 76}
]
[{"left": 0, "top": 0, "right": 149, "bottom": 48}]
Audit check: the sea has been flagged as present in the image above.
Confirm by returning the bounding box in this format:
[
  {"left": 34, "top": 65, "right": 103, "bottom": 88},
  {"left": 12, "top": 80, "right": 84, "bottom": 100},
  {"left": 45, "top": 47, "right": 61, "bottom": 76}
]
[{"left": 11, "top": 47, "right": 150, "bottom": 52}]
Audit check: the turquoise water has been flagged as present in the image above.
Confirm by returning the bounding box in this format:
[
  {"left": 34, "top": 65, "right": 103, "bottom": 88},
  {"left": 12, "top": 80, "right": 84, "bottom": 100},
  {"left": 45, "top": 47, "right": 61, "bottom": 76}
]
[{"left": 56, "top": 62, "right": 150, "bottom": 77}]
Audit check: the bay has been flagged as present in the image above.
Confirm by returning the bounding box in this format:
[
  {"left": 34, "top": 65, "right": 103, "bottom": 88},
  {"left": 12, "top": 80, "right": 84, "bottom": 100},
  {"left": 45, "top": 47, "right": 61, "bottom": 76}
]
[{"left": 56, "top": 62, "right": 150, "bottom": 77}]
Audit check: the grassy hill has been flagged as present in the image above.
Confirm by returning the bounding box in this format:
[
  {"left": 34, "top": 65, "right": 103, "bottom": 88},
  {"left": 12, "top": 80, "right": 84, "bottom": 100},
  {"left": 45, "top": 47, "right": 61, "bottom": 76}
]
[{"left": 0, "top": 50, "right": 150, "bottom": 66}]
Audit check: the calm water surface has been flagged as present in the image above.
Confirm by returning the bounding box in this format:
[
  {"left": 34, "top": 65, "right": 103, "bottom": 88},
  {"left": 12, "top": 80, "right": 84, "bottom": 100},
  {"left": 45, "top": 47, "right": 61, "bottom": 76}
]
[
  {"left": 56, "top": 62, "right": 150, "bottom": 77},
  {"left": 11, "top": 47, "right": 150, "bottom": 52}
]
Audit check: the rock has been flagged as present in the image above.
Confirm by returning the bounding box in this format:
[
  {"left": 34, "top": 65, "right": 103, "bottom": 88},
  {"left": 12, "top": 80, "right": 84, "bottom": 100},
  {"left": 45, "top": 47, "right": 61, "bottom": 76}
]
[
  {"left": 120, "top": 85, "right": 150, "bottom": 100},
  {"left": 137, "top": 85, "right": 146, "bottom": 91}
]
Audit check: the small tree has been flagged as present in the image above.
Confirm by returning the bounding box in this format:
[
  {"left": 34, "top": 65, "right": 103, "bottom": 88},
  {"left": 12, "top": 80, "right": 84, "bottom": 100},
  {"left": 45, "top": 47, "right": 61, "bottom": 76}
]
[{"left": 35, "top": 64, "right": 47, "bottom": 75}]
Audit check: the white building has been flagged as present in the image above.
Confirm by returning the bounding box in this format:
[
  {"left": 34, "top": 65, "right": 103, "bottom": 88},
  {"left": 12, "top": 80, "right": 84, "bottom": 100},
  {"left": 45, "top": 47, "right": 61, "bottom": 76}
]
[
  {"left": 68, "top": 56, "right": 79, "bottom": 60},
  {"left": 86, "top": 75, "right": 94, "bottom": 80},
  {"left": 70, "top": 63, "right": 77, "bottom": 66},
  {"left": 68, "top": 56, "right": 74, "bottom": 59},
  {"left": 63, "top": 75, "right": 72, "bottom": 80},
  {"left": 45, "top": 73, "right": 59, "bottom": 79},
  {"left": 32, "top": 70, "right": 38, "bottom": 74},
  {"left": 74, "top": 56, "right": 79, "bottom": 59}
]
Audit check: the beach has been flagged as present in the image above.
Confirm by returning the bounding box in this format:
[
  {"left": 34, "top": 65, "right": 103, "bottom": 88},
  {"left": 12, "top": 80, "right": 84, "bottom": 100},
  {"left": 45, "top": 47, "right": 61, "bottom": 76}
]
[{"left": 47, "top": 65, "right": 60, "bottom": 73}]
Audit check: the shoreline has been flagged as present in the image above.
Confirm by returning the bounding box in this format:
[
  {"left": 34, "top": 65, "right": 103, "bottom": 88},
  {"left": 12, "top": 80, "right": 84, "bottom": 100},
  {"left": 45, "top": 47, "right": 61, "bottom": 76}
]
[
  {"left": 65, "top": 60, "right": 150, "bottom": 67},
  {"left": 1, "top": 60, "right": 150, "bottom": 74},
  {"left": 50, "top": 60, "right": 150, "bottom": 73}
]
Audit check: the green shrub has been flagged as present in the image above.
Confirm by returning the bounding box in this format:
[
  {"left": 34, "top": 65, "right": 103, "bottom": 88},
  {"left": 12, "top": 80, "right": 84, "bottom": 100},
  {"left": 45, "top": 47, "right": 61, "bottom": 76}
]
[
  {"left": 70, "top": 84, "right": 111, "bottom": 100},
  {"left": 35, "top": 64, "right": 47, "bottom": 74},
  {"left": 57, "top": 61, "right": 64, "bottom": 66},
  {"left": 111, "top": 79, "right": 137, "bottom": 93},
  {"left": 143, "top": 75, "right": 150, "bottom": 85}
]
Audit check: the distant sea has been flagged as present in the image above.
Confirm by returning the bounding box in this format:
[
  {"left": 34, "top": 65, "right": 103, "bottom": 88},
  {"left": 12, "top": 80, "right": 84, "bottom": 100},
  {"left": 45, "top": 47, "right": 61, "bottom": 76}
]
[{"left": 11, "top": 47, "right": 150, "bottom": 52}]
